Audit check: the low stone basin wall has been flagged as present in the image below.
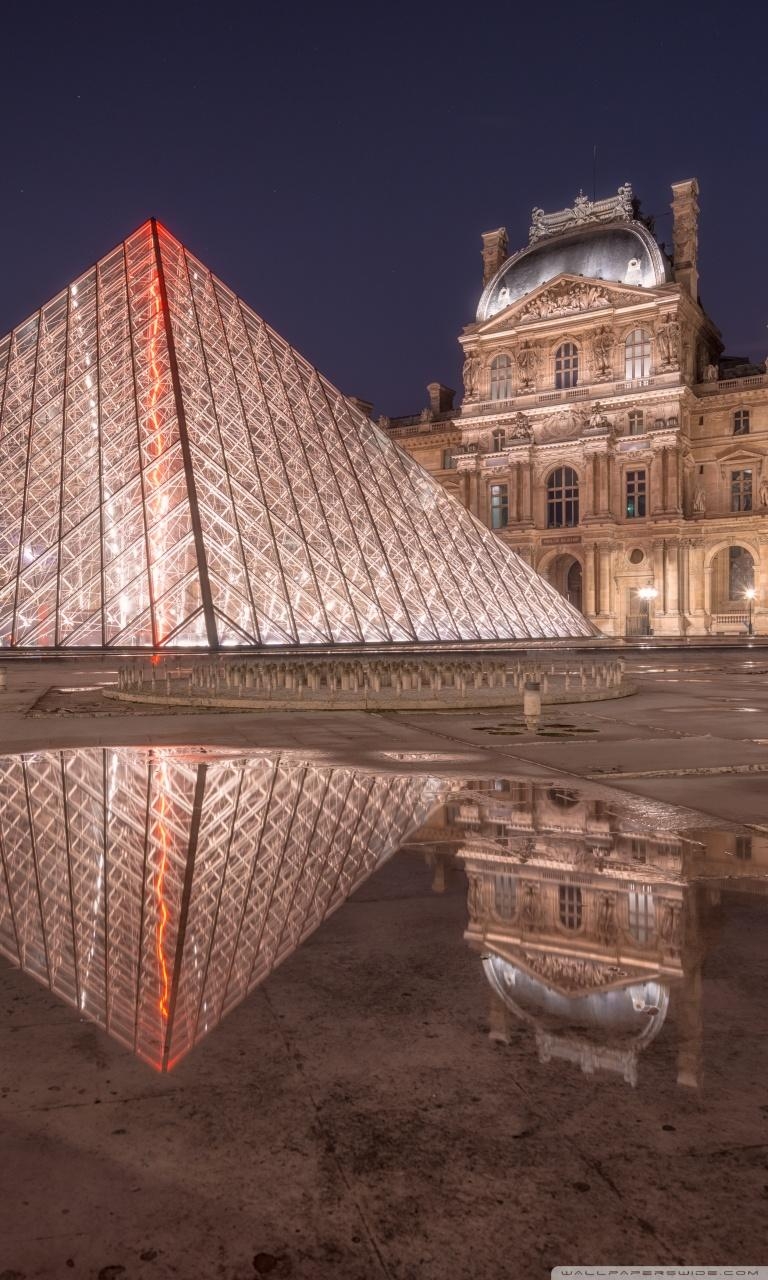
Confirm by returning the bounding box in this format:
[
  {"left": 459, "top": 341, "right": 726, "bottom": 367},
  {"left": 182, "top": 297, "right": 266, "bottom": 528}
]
[{"left": 107, "top": 653, "right": 633, "bottom": 712}]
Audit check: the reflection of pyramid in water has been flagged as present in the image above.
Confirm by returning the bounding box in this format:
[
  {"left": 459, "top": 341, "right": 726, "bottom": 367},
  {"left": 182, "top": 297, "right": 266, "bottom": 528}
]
[
  {"left": 0, "top": 747, "right": 444, "bottom": 1069},
  {"left": 0, "top": 220, "right": 594, "bottom": 647}
]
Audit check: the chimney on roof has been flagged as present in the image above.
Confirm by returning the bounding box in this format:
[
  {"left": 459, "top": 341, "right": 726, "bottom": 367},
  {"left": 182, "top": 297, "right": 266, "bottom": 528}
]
[
  {"left": 427, "top": 383, "right": 455, "bottom": 414},
  {"left": 481, "top": 227, "right": 509, "bottom": 286},
  {"left": 670, "top": 179, "right": 699, "bottom": 301},
  {"left": 348, "top": 396, "right": 374, "bottom": 418}
]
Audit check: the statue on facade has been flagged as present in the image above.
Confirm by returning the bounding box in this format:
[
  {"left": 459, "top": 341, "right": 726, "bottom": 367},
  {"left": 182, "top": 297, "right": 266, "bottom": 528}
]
[
  {"left": 759, "top": 474, "right": 768, "bottom": 507},
  {"left": 529, "top": 207, "right": 546, "bottom": 242},
  {"left": 624, "top": 256, "right": 643, "bottom": 286},
  {"left": 509, "top": 411, "right": 533, "bottom": 440},
  {"left": 377, "top": 414, "right": 390, "bottom": 430},
  {"left": 462, "top": 351, "right": 480, "bottom": 398},
  {"left": 692, "top": 486, "right": 706, "bottom": 514},
  {"left": 657, "top": 316, "right": 681, "bottom": 368},
  {"left": 496, "top": 285, "right": 512, "bottom": 310},
  {"left": 420, "top": 406, "right": 433, "bottom": 423},
  {"left": 704, "top": 362, "right": 719, "bottom": 382},
  {"left": 515, "top": 341, "right": 538, "bottom": 389},
  {"left": 587, "top": 402, "right": 611, "bottom": 432},
  {"left": 591, "top": 326, "right": 614, "bottom": 378},
  {"left": 596, "top": 893, "right": 618, "bottom": 945},
  {"left": 518, "top": 882, "right": 541, "bottom": 929}
]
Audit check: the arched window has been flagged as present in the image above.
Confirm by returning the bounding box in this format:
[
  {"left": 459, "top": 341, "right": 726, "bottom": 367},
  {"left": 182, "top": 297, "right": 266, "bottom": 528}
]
[
  {"left": 491, "top": 427, "right": 506, "bottom": 452},
  {"left": 489, "top": 354, "right": 513, "bottom": 400},
  {"left": 624, "top": 328, "right": 651, "bottom": 379},
  {"left": 558, "top": 884, "right": 582, "bottom": 930},
  {"left": 555, "top": 342, "right": 579, "bottom": 389},
  {"left": 546, "top": 466, "right": 579, "bottom": 528}
]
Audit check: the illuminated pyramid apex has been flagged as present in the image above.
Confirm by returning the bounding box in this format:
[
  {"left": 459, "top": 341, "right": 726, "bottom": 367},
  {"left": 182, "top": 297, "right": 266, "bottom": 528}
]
[{"left": 0, "top": 219, "right": 594, "bottom": 647}]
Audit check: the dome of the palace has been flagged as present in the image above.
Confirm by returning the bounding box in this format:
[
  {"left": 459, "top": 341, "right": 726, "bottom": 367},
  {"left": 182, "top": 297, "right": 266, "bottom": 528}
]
[
  {"left": 483, "top": 953, "right": 669, "bottom": 1041},
  {"left": 478, "top": 221, "right": 671, "bottom": 322}
]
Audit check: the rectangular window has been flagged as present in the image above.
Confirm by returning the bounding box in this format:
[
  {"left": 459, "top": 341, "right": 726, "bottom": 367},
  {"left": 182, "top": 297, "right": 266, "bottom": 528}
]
[
  {"left": 490, "top": 483, "right": 509, "bottom": 529},
  {"left": 735, "top": 836, "right": 752, "bottom": 860},
  {"left": 625, "top": 469, "right": 647, "bottom": 518},
  {"left": 731, "top": 469, "right": 753, "bottom": 512},
  {"left": 734, "top": 409, "right": 750, "bottom": 435},
  {"left": 628, "top": 411, "right": 644, "bottom": 435},
  {"left": 442, "top": 449, "right": 455, "bottom": 469}
]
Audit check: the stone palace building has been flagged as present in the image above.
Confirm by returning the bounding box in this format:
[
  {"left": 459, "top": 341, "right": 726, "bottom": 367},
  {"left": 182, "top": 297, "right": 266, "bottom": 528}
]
[{"left": 382, "top": 180, "right": 768, "bottom": 637}]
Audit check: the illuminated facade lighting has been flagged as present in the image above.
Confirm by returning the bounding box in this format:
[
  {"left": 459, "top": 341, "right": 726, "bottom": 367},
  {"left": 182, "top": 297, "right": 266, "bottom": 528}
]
[{"left": 0, "top": 220, "right": 593, "bottom": 648}]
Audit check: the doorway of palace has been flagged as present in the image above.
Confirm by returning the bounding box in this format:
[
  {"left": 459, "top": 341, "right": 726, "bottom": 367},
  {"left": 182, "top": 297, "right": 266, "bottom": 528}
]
[
  {"left": 626, "top": 586, "right": 651, "bottom": 637},
  {"left": 546, "top": 554, "right": 583, "bottom": 613},
  {"left": 709, "top": 545, "right": 755, "bottom": 618}
]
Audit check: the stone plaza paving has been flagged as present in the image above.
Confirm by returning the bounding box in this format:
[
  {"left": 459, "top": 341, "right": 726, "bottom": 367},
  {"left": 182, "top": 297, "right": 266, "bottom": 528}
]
[{"left": 0, "top": 647, "right": 766, "bottom": 1278}]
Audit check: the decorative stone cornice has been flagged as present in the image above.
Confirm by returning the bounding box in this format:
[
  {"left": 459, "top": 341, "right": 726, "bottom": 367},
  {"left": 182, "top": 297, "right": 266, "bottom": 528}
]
[{"left": 529, "top": 184, "right": 634, "bottom": 244}]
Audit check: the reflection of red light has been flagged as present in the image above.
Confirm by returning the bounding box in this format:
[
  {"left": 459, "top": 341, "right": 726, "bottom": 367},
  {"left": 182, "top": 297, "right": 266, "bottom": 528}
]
[{"left": 154, "top": 782, "right": 171, "bottom": 1024}]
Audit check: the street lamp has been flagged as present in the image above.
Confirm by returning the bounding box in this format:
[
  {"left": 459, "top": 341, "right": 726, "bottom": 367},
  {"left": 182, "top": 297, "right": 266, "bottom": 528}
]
[
  {"left": 637, "top": 585, "right": 658, "bottom": 637},
  {"left": 744, "top": 586, "right": 756, "bottom": 636}
]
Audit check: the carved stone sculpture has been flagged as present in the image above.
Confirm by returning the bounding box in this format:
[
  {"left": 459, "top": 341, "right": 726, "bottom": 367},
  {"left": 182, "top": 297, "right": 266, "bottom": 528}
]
[
  {"left": 509, "top": 411, "right": 533, "bottom": 440},
  {"left": 692, "top": 486, "right": 706, "bottom": 514},
  {"left": 759, "top": 475, "right": 768, "bottom": 507},
  {"left": 518, "top": 882, "right": 541, "bottom": 928},
  {"left": 596, "top": 893, "right": 619, "bottom": 945},
  {"left": 591, "top": 325, "right": 614, "bottom": 378},
  {"left": 462, "top": 352, "right": 480, "bottom": 398},
  {"left": 521, "top": 281, "right": 610, "bottom": 321},
  {"left": 515, "top": 341, "right": 538, "bottom": 389},
  {"left": 657, "top": 316, "right": 681, "bottom": 368},
  {"left": 704, "top": 362, "right": 719, "bottom": 382}
]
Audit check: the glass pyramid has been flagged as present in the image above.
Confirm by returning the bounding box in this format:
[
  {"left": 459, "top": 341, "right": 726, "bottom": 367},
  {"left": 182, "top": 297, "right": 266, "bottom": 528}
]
[
  {"left": 0, "top": 220, "right": 594, "bottom": 648},
  {"left": 0, "top": 746, "right": 445, "bottom": 1069}
]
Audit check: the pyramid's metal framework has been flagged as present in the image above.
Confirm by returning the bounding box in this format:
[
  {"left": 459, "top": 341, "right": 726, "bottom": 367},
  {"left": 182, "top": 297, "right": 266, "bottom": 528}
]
[
  {"left": 0, "top": 746, "right": 444, "bottom": 1069},
  {"left": 0, "top": 220, "right": 594, "bottom": 648}
]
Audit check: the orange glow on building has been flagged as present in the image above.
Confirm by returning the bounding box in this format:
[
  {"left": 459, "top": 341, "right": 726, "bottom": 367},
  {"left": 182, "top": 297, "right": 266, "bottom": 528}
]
[{"left": 154, "top": 779, "right": 171, "bottom": 1024}]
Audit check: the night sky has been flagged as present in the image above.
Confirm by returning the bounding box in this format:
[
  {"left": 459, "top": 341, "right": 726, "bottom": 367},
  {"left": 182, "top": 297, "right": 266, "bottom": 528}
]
[{"left": 1, "top": 1, "right": 765, "bottom": 417}]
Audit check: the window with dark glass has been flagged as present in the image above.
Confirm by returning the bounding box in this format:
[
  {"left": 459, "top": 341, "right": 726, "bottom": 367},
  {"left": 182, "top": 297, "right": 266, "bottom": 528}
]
[
  {"left": 489, "top": 483, "right": 509, "bottom": 529},
  {"left": 494, "top": 875, "right": 516, "bottom": 918},
  {"left": 546, "top": 466, "right": 579, "bottom": 528},
  {"left": 555, "top": 342, "right": 579, "bottom": 389},
  {"left": 731, "top": 469, "right": 753, "bottom": 512},
  {"left": 558, "top": 884, "right": 582, "bottom": 930},
  {"left": 624, "top": 329, "right": 651, "bottom": 380},
  {"left": 734, "top": 409, "right": 750, "bottom": 435},
  {"left": 735, "top": 836, "right": 752, "bottom": 860},
  {"left": 628, "top": 410, "right": 644, "bottom": 435},
  {"left": 441, "top": 449, "right": 455, "bottom": 469},
  {"left": 625, "top": 468, "right": 647, "bottom": 518},
  {"left": 489, "top": 354, "right": 513, "bottom": 400},
  {"left": 628, "top": 889, "right": 655, "bottom": 944},
  {"left": 491, "top": 427, "right": 506, "bottom": 452}
]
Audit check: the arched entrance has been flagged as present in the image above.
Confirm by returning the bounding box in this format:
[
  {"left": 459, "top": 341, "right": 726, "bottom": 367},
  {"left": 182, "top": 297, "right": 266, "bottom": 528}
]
[
  {"left": 545, "top": 554, "right": 583, "bottom": 613},
  {"left": 710, "top": 545, "right": 755, "bottom": 613}
]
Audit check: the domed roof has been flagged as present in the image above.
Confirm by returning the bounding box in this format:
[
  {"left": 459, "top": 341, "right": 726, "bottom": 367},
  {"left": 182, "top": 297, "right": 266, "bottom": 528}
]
[
  {"left": 483, "top": 953, "right": 669, "bottom": 1042},
  {"left": 478, "top": 221, "right": 671, "bottom": 322}
]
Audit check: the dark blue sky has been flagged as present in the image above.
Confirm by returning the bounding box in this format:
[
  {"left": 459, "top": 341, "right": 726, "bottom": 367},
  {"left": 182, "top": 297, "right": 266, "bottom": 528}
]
[{"left": 1, "top": 1, "right": 765, "bottom": 416}]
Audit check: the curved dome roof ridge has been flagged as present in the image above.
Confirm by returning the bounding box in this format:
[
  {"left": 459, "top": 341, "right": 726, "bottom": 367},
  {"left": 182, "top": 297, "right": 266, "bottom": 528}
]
[{"left": 478, "top": 217, "right": 672, "bottom": 322}]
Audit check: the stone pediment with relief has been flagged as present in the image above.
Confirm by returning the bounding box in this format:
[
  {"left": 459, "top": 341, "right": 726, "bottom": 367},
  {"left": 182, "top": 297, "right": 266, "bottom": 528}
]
[{"left": 478, "top": 274, "right": 667, "bottom": 334}]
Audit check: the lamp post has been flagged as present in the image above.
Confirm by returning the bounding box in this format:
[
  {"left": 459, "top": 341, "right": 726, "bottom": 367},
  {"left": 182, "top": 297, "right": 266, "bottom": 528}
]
[
  {"left": 744, "top": 586, "right": 756, "bottom": 637},
  {"left": 637, "top": 585, "right": 658, "bottom": 637}
]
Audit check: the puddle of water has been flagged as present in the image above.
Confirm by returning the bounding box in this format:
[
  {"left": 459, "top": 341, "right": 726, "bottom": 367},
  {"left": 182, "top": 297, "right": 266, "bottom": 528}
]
[{"left": 0, "top": 743, "right": 765, "bottom": 1097}]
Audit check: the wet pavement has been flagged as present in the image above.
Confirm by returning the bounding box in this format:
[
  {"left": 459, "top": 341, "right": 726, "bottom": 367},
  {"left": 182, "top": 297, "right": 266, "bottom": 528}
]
[{"left": 0, "top": 651, "right": 767, "bottom": 1278}]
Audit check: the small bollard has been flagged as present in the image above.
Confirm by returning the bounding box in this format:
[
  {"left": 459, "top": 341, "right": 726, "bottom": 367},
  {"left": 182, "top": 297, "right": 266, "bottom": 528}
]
[{"left": 523, "top": 679, "right": 541, "bottom": 731}]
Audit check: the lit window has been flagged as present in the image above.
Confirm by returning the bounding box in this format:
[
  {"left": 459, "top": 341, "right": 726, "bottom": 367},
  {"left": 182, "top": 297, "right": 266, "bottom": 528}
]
[
  {"left": 489, "top": 483, "right": 509, "bottom": 529},
  {"left": 546, "top": 467, "right": 579, "bottom": 528},
  {"left": 625, "top": 469, "right": 647, "bottom": 519},
  {"left": 555, "top": 343, "right": 579, "bottom": 389},
  {"left": 628, "top": 889, "right": 655, "bottom": 944},
  {"left": 734, "top": 409, "right": 750, "bottom": 435},
  {"left": 628, "top": 410, "right": 644, "bottom": 435},
  {"left": 731, "top": 469, "right": 753, "bottom": 512},
  {"left": 490, "top": 354, "right": 513, "bottom": 400},
  {"left": 624, "top": 328, "right": 651, "bottom": 380},
  {"left": 491, "top": 427, "right": 506, "bottom": 451},
  {"left": 558, "top": 884, "right": 582, "bottom": 930}
]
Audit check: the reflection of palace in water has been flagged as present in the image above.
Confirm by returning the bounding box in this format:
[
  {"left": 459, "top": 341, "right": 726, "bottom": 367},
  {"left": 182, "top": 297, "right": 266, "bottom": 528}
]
[
  {"left": 409, "top": 779, "right": 768, "bottom": 1087},
  {"left": 0, "top": 747, "right": 445, "bottom": 1070}
]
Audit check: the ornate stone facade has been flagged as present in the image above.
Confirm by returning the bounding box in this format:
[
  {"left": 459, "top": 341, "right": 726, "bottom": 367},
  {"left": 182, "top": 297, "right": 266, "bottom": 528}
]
[{"left": 387, "top": 180, "right": 768, "bottom": 637}]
